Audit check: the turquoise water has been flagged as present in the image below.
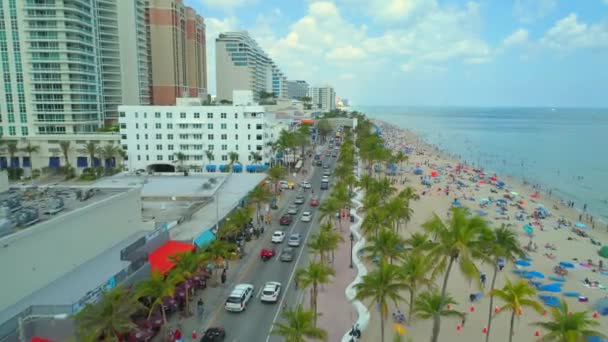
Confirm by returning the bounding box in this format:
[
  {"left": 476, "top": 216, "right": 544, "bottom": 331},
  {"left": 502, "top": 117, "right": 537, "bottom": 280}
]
[{"left": 356, "top": 106, "right": 608, "bottom": 223}]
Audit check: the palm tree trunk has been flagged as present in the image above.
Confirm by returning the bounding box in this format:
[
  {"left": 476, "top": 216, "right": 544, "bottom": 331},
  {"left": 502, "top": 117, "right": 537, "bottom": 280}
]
[
  {"left": 409, "top": 288, "right": 416, "bottom": 319},
  {"left": 432, "top": 257, "right": 455, "bottom": 342},
  {"left": 184, "top": 285, "right": 191, "bottom": 316},
  {"left": 313, "top": 283, "right": 318, "bottom": 326},
  {"left": 160, "top": 306, "right": 168, "bottom": 342},
  {"left": 509, "top": 311, "right": 515, "bottom": 342},
  {"left": 485, "top": 266, "right": 499, "bottom": 342},
  {"left": 380, "top": 312, "right": 385, "bottom": 342}
]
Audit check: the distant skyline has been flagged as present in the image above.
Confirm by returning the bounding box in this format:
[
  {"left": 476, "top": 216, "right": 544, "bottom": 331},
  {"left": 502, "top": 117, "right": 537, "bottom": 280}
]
[{"left": 189, "top": 0, "right": 608, "bottom": 107}]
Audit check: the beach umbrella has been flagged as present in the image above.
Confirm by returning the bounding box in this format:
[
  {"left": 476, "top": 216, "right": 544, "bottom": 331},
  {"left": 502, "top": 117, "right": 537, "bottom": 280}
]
[
  {"left": 523, "top": 225, "right": 534, "bottom": 234},
  {"left": 526, "top": 271, "right": 545, "bottom": 279},
  {"left": 497, "top": 181, "right": 505, "bottom": 187},
  {"left": 600, "top": 246, "right": 608, "bottom": 259},
  {"left": 431, "top": 171, "right": 438, "bottom": 177},
  {"left": 575, "top": 222, "right": 587, "bottom": 229},
  {"left": 559, "top": 261, "right": 575, "bottom": 268},
  {"left": 538, "top": 283, "right": 562, "bottom": 292},
  {"left": 515, "top": 260, "right": 531, "bottom": 267}
]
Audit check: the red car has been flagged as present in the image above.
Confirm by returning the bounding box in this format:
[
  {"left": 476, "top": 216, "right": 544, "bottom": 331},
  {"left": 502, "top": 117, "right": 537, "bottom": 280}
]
[
  {"left": 260, "top": 248, "right": 276, "bottom": 260},
  {"left": 310, "top": 198, "right": 319, "bottom": 207},
  {"left": 279, "top": 215, "right": 293, "bottom": 225}
]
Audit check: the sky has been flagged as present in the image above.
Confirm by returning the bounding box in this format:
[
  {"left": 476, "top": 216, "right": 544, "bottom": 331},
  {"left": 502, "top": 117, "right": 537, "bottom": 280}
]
[{"left": 187, "top": 0, "right": 608, "bottom": 107}]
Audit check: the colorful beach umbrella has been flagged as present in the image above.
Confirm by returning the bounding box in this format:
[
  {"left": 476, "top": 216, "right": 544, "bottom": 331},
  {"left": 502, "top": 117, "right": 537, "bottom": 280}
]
[
  {"left": 538, "top": 283, "right": 562, "bottom": 292},
  {"left": 526, "top": 271, "right": 545, "bottom": 279},
  {"left": 559, "top": 261, "right": 575, "bottom": 268},
  {"left": 523, "top": 225, "right": 534, "bottom": 234},
  {"left": 515, "top": 260, "right": 531, "bottom": 267}
]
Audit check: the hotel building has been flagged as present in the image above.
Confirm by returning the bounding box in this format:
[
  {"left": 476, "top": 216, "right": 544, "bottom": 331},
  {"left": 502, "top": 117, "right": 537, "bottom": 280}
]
[{"left": 308, "top": 85, "right": 336, "bottom": 111}]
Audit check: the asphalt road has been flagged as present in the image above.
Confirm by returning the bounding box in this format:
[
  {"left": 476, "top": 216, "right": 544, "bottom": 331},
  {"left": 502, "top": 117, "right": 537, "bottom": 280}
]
[{"left": 205, "top": 146, "right": 338, "bottom": 342}]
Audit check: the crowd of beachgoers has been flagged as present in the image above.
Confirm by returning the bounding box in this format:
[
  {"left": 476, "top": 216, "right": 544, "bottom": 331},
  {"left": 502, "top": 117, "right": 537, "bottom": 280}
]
[{"left": 362, "top": 120, "right": 608, "bottom": 341}]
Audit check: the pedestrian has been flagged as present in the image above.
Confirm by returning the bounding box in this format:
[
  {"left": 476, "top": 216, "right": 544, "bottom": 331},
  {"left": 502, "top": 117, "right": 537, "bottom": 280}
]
[
  {"left": 461, "top": 313, "right": 467, "bottom": 327},
  {"left": 480, "top": 273, "right": 487, "bottom": 287},
  {"left": 221, "top": 269, "right": 227, "bottom": 284},
  {"left": 196, "top": 298, "right": 204, "bottom": 317},
  {"left": 174, "top": 328, "right": 182, "bottom": 342},
  {"left": 191, "top": 329, "right": 197, "bottom": 340}
]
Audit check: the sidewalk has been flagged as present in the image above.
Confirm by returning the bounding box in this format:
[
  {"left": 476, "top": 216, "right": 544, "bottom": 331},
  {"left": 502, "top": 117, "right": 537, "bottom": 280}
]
[{"left": 315, "top": 219, "right": 358, "bottom": 342}]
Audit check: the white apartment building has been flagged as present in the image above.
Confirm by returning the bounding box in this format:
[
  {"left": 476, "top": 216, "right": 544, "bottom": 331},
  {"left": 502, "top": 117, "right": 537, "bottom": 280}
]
[
  {"left": 118, "top": 92, "right": 279, "bottom": 172},
  {"left": 308, "top": 85, "right": 336, "bottom": 112},
  {"left": 215, "top": 31, "right": 288, "bottom": 102}
]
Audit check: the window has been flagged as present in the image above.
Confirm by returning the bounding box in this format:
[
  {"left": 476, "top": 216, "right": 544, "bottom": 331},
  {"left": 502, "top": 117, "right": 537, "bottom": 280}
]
[
  {"left": 155, "top": 123, "right": 161, "bottom": 129},
  {"left": 156, "top": 144, "right": 162, "bottom": 150},
  {"left": 121, "top": 134, "right": 127, "bottom": 140},
  {"left": 137, "top": 155, "right": 141, "bottom": 161},
  {"left": 193, "top": 124, "right": 202, "bottom": 129},
  {"left": 136, "top": 134, "right": 140, "bottom": 140},
  {"left": 135, "top": 123, "right": 139, "bottom": 129},
  {"left": 235, "top": 134, "right": 238, "bottom": 140},
  {"left": 256, "top": 124, "right": 262, "bottom": 130},
  {"left": 8, "top": 126, "right": 16, "bottom": 136},
  {"left": 168, "top": 144, "right": 174, "bottom": 150},
  {"left": 155, "top": 112, "right": 161, "bottom": 118},
  {"left": 166, "top": 112, "right": 172, "bottom": 118},
  {"left": 194, "top": 113, "right": 200, "bottom": 119},
  {"left": 146, "top": 155, "right": 149, "bottom": 161},
  {"left": 167, "top": 134, "right": 174, "bottom": 140},
  {"left": 221, "top": 144, "right": 227, "bottom": 151},
  {"left": 167, "top": 123, "right": 173, "bottom": 129},
  {"left": 256, "top": 134, "right": 263, "bottom": 140},
  {"left": 194, "top": 155, "right": 203, "bottom": 161},
  {"left": 221, "top": 123, "right": 227, "bottom": 129},
  {"left": 207, "top": 113, "right": 213, "bottom": 119},
  {"left": 135, "top": 112, "right": 138, "bottom": 118},
  {"left": 180, "top": 112, "right": 186, "bottom": 119},
  {"left": 178, "top": 124, "right": 188, "bottom": 129},
  {"left": 21, "top": 127, "right": 28, "bottom": 136},
  {"left": 156, "top": 134, "right": 162, "bottom": 139},
  {"left": 247, "top": 134, "right": 251, "bottom": 140},
  {"left": 120, "top": 123, "right": 126, "bottom": 129},
  {"left": 221, "top": 134, "right": 227, "bottom": 140},
  {"left": 137, "top": 144, "right": 140, "bottom": 150},
  {"left": 119, "top": 111, "right": 125, "bottom": 117},
  {"left": 234, "top": 113, "right": 238, "bottom": 118},
  {"left": 168, "top": 155, "right": 174, "bottom": 161},
  {"left": 144, "top": 112, "right": 147, "bottom": 118},
  {"left": 208, "top": 144, "right": 214, "bottom": 150},
  {"left": 221, "top": 113, "right": 227, "bottom": 119},
  {"left": 256, "top": 145, "right": 263, "bottom": 151},
  {"left": 144, "top": 123, "right": 148, "bottom": 129},
  {"left": 207, "top": 123, "right": 213, "bottom": 129},
  {"left": 221, "top": 155, "right": 228, "bottom": 161},
  {"left": 144, "top": 134, "right": 148, "bottom": 139},
  {"left": 145, "top": 144, "right": 149, "bottom": 150},
  {"left": 194, "top": 145, "right": 203, "bottom": 150},
  {"left": 235, "top": 123, "right": 238, "bottom": 129},
  {"left": 247, "top": 124, "right": 251, "bottom": 129},
  {"left": 179, "top": 134, "right": 188, "bottom": 139},
  {"left": 208, "top": 134, "right": 214, "bottom": 140},
  {"left": 193, "top": 134, "right": 202, "bottom": 139},
  {"left": 235, "top": 144, "right": 239, "bottom": 150},
  {"left": 156, "top": 155, "right": 163, "bottom": 161},
  {"left": 248, "top": 145, "right": 251, "bottom": 151}
]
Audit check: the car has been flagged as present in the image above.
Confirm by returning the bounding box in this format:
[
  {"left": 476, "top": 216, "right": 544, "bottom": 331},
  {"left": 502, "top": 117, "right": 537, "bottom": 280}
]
[
  {"left": 287, "top": 204, "right": 299, "bottom": 215},
  {"left": 316, "top": 160, "right": 323, "bottom": 166},
  {"left": 294, "top": 194, "right": 305, "bottom": 204},
  {"left": 260, "top": 248, "right": 276, "bottom": 261},
  {"left": 325, "top": 151, "right": 331, "bottom": 157},
  {"left": 323, "top": 163, "right": 330, "bottom": 169},
  {"left": 301, "top": 181, "right": 311, "bottom": 189},
  {"left": 260, "top": 281, "right": 282, "bottom": 303},
  {"left": 272, "top": 230, "right": 286, "bottom": 243},
  {"left": 279, "top": 180, "right": 289, "bottom": 189},
  {"left": 280, "top": 247, "right": 295, "bottom": 262},
  {"left": 323, "top": 170, "right": 331, "bottom": 176},
  {"left": 331, "top": 153, "right": 337, "bottom": 158},
  {"left": 301, "top": 211, "right": 312, "bottom": 222},
  {"left": 288, "top": 233, "right": 302, "bottom": 247},
  {"left": 279, "top": 215, "right": 292, "bottom": 225},
  {"left": 200, "top": 327, "right": 226, "bottom": 342},
  {"left": 321, "top": 176, "right": 329, "bottom": 183},
  {"left": 310, "top": 197, "right": 319, "bottom": 206},
  {"left": 225, "top": 284, "right": 254, "bottom": 312},
  {"left": 320, "top": 182, "right": 329, "bottom": 190}
]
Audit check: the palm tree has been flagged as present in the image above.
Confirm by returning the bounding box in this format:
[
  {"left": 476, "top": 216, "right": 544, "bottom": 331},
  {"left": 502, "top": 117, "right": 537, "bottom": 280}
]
[
  {"left": 74, "top": 286, "right": 142, "bottom": 340},
  {"left": 271, "top": 304, "right": 328, "bottom": 341},
  {"left": 99, "top": 144, "right": 119, "bottom": 173},
  {"left": 400, "top": 253, "right": 436, "bottom": 318},
  {"left": 307, "top": 222, "right": 342, "bottom": 265},
  {"left": 267, "top": 165, "right": 286, "bottom": 194},
  {"left": 174, "top": 152, "right": 187, "bottom": 172},
  {"left": 385, "top": 196, "right": 412, "bottom": 233},
  {"left": 403, "top": 232, "right": 432, "bottom": 252},
  {"left": 422, "top": 207, "right": 491, "bottom": 342},
  {"left": 79, "top": 141, "right": 99, "bottom": 168},
  {"left": 7, "top": 143, "right": 18, "bottom": 166},
  {"left": 227, "top": 151, "right": 240, "bottom": 172},
  {"left": 168, "top": 251, "right": 200, "bottom": 316},
  {"left": 134, "top": 271, "right": 182, "bottom": 337},
  {"left": 355, "top": 261, "right": 407, "bottom": 342},
  {"left": 296, "top": 261, "right": 335, "bottom": 326},
  {"left": 318, "top": 196, "right": 341, "bottom": 228},
  {"left": 483, "top": 226, "right": 526, "bottom": 342},
  {"left": 205, "top": 150, "right": 214, "bottom": 164},
  {"left": 249, "top": 151, "right": 262, "bottom": 164},
  {"left": 533, "top": 299, "right": 606, "bottom": 342},
  {"left": 490, "top": 278, "right": 543, "bottom": 342},
  {"left": 20, "top": 143, "right": 39, "bottom": 172},
  {"left": 362, "top": 228, "right": 405, "bottom": 264},
  {"left": 248, "top": 184, "right": 272, "bottom": 224},
  {"left": 59, "top": 141, "right": 71, "bottom": 167},
  {"left": 360, "top": 207, "right": 387, "bottom": 239},
  {"left": 413, "top": 290, "right": 464, "bottom": 339},
  {"left": 201, "top": 239, "right": 235, "bottom": 272}
]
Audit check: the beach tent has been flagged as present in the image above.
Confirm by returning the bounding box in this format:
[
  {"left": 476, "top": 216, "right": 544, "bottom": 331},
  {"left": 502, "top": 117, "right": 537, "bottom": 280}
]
[
  {"left": 599, "top": 246, "right": 608, "bottom": 259},
  {"left": 148, "top": 240, "right": 196, "bottom": 275}
]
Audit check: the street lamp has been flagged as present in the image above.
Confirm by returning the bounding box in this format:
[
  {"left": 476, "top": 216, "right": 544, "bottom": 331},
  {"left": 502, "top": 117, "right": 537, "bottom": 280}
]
[
  {"left": 19, "top": 313, "right": 69, "bottom": 342},
  {"left": 349, "top": 232, "right": 354, "bottom": 269}
]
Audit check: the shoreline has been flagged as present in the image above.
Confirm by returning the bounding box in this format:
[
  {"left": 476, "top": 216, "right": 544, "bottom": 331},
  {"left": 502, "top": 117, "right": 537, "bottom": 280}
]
[{"left": 374, "top": 119, "right": 607, "bottom": 229}]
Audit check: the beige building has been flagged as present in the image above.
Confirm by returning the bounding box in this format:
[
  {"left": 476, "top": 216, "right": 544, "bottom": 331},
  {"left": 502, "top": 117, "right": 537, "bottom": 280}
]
[{"left": 148, "top": 0, "right": 207, "bottom": 105}]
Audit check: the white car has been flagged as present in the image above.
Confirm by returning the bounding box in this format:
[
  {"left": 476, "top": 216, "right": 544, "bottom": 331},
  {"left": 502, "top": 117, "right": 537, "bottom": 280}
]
[
  {"left": 321, "top": 176, "right": 330, "bottom": 183},
  {"left": 301, "top": 211, "right": 312, "bottom": 222},
  {"left": 279, "top": 180, "right": 289, "bottom": 189},
  {"left": 272, "top": 231, "right": 286, "bottom": 243},
  {"left": 225, "top": 284, "right": 254, "bottom": 312},
  {"left": 260, "top": 281, "right": 282, "bottom": 303},
  {"left": 301, "top": 181, "right": 312, "bottom": 189}
]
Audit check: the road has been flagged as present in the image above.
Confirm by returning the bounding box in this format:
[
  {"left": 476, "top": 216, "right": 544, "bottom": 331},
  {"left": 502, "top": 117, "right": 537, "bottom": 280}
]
[{"left": 205, "top": 146, "right": 338, "bottom": 342}]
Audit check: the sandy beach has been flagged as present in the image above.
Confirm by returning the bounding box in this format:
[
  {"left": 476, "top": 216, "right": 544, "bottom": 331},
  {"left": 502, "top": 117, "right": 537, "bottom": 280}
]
[{"left": 360, "top": 120, "right": 608, "bottom": 342}]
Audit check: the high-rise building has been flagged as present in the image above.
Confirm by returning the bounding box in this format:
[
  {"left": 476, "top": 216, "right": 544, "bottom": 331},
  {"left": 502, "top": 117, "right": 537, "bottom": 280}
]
[
  {"left": 148, "top": 0, "right": 207, "bottom": 105},
  {"left": 308, "top": 85, "right": 336, "bottom": 111},
  {"left": 287, "top": 80, "right": 309, "bottom": 100},
  {"left": 216, "top": 31, "right": 287, "bottom": 102}
]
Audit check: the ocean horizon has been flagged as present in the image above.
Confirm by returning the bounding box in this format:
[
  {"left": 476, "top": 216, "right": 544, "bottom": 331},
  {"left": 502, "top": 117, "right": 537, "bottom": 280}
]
[{"left": 354, "top": 106, "right": 608, "bottom": 224}]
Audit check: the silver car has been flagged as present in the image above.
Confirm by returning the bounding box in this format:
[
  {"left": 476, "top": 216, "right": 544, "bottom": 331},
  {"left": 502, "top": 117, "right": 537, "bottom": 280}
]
[
  {"left": 280, "top": 247, "right": 295, "bottom": 262},
  {"left": 294, "top": 194, "right": 305, "bottom": 204},
  {"left": 288, "top": 233, "right": 302, "bottom": 247},
  {"left": 287, "top": 205, "right": 298, "bottom": 215}
]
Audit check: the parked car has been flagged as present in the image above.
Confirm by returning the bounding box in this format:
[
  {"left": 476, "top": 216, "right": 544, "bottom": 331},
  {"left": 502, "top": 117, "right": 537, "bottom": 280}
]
[
  {"left": 272, "top": 230, "right": 286, "bottom": 243},
  {"left": 288, "top": 233, "right": 302, "bottom": 247},
  {"left": 224, "top": 284, "right": 254, "bottom": 312},
  {"left": 280, "top": 247, "right": 295, "bottom": 262},
  {"left": 279, "top": 215, "right": 292, "bottom": 225},
  {"left": 260, "top": 281, "right": 282, "bottom": 303},
  {"left": 200, "top": 327, "right": 226, "bottom": 342}
]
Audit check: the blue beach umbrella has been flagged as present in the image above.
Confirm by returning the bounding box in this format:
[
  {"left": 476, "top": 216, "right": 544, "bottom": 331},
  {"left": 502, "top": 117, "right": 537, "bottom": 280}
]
[
  {"left": 559, "top": 261, "right": 575, "bottom": 268},
  {"left": 538, "top": 283, "right": 562, "bottom": 292},
  {"left": 523, "top": 225, "right": 534, "bottom": 234},
  {"left": 515, "top": 259, "right": 531, "bottom": 267},
  {"left": 526, "top": 271, "right": 545, "bottom": 279}
]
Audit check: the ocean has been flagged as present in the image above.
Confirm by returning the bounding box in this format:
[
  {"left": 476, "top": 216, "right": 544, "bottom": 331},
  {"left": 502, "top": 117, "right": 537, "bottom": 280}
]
[{"left": 355, "top": 106, "right": 608, "bottom": 223}]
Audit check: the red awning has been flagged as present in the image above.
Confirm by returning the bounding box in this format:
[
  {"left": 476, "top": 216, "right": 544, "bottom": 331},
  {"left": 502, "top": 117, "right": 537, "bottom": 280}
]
[
  {"left": 148, "top": 240, "right": 196, "bottom": 274},
  {"left": 31, "top": 338, "right": 53, "bottom": 342}
]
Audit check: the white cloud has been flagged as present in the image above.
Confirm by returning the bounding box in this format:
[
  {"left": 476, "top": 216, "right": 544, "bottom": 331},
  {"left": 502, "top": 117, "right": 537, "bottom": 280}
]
[
  {"left": 337, "top": 0, "right": 433, "bottom": 23},
  {"left": 502, "top": 29, "right": 529, "bottom": 48},
  {"left": 200, "top": 0, "right": 255, "bottom": 11},
  {"left": 205, "top": 16, "right": 238, "bottom": 95},
  {"left": 541, "top": 13, "right": 608, "bottom": 51},
  {"left": 513, "top": 0, "right": 556, "bottom": 23},
  {"left": 326, "top": 46, "right": 367, "bottom": 61}
]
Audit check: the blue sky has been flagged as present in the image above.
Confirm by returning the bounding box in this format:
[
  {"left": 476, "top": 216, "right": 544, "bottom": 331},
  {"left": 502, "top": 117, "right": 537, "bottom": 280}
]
[{"left": 187, "top": 0, "right": 608, "bottom": 107}]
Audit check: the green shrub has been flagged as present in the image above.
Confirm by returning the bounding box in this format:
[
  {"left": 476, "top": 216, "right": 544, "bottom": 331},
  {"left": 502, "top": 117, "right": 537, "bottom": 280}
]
[{"left": 7, "top": 167, "right": 23, "bottom": 180}]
